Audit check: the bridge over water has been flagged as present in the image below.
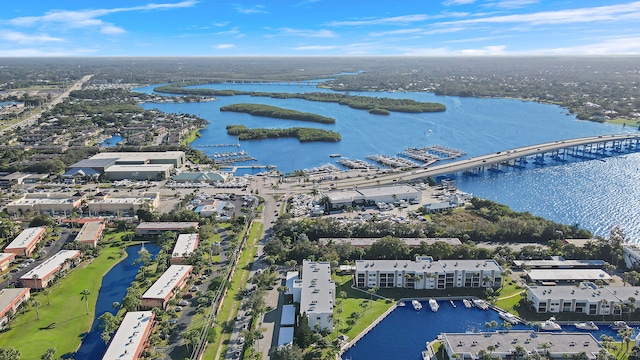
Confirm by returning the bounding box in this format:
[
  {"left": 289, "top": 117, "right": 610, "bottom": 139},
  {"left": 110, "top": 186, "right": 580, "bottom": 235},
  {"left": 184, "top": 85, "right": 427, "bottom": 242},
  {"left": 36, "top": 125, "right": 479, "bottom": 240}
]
[{"left": 329, "top": 134, "right": 640, "bottom": 188}]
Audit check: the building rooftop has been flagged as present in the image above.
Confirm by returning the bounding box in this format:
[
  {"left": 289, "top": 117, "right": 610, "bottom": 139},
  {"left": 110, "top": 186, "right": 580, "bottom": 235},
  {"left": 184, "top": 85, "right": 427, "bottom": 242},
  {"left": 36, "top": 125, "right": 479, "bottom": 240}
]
[
  {"left": 171, "top": 234, "right": 199, "bottom": 258},
  {"left": 278, "top": 327, "right": 294, "bottom": 347},
  {"left": 281, "top": 304, "right": 296, "bottom": 326},
  {"left": 514, "top": 257, "right": 605, "bottom": 269},
  {"left": 0, "top": 253, "right": 16, "bottom": 264},
  {"left": 0, "top": 288, "right": 30, "bottom": 315},
  {"left": 300, "top": 260, "right": 334, "bottom": 316},
  {"left": 5, "top": 227, "right": 46, "bottom": 250},
  {"left": 75, "top": 221, "right": 104, "bottom": 243},
  {"left": 101, "top": 311, "right": 154, "bottom": 360},
  {"left": 89, "top": 193, "right": 159, "bottom": 205},
  {"left": 527, "top": 269, "right": 611, "bottom": 282},
  {"left": 136, "top": 222, "right": 199, "bottom": 231},
  {"left": 442, "top": 331, "right": 601, "bottom": 360},
  {"left": 104, "top": 164, "right": 174, "bottom": 173},
  {"left": 142, "top": 265, "right": 192, "bottom": 301},
  {"left": 91, "top": 151, "right": 185, "bottom": 162},
  {"left": 326, "top": 189, "right": 364, "bottom": 203},
  {"left": 357, "top": 184, "right": 420, "bottom": 198},
  {"left": 318, "top": 237, "right": 461, "bottom": 247},
  {"left": 528, "top": 282, "right": 640, "bottom": 302},
  {"left": 68, "top": 158, "right": 118, "bottom": 169},
  {"left": 20, "top": 250, "right": 81, "bottom": 281}
]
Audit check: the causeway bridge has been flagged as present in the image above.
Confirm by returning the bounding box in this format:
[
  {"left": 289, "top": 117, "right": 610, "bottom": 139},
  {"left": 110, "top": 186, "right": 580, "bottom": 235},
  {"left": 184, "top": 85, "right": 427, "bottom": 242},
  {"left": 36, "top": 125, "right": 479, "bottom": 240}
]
[{"left": 330, "top": 134, "right": 640, "bottom": 188}]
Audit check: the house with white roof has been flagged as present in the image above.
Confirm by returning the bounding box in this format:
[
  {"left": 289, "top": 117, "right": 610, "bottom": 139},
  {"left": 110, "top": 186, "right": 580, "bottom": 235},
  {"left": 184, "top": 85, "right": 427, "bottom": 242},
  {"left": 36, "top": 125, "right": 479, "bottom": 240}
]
[{"left": 141, "top": 265, "right": 192, "bottom": 309}]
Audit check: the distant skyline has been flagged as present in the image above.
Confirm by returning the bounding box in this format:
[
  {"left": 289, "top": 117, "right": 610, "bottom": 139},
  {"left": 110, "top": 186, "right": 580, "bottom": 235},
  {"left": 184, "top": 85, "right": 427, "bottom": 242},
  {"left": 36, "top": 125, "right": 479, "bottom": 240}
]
[{"left": 1, "top": 0, "right": 640, "bottom": 57}]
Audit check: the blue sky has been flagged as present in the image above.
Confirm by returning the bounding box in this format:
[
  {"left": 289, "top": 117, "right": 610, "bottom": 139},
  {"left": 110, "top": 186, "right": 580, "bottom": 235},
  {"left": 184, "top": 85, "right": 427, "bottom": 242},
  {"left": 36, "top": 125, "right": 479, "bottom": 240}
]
[{"left": 1, "top": 0, "right": 640, "bottom": 56}]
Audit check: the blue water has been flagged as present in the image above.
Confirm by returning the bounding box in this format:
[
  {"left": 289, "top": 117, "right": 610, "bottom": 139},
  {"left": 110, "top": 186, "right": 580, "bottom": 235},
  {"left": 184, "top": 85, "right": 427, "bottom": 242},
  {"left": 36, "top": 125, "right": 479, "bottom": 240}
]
[
  {"left": 342, "top": 301, "right": 638, "bottom": 360},
  {"left": 74, "top": 243, "right": 160, "bottom": 360},
  {"left": 132, "top": 83, "right": 640, "bottom": 241},
  {"left": 101, "top": 135, "right": 123, "bottom": 147}
]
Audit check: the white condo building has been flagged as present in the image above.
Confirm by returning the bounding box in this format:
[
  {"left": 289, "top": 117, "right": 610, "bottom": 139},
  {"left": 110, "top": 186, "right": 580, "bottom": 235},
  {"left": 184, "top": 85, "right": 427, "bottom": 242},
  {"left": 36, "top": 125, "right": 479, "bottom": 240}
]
[
  {"left": 354, "top": 257, "right": 503, "bottom": 290},
  {"left": 290, "top": 260, "right": 335, "bottom": 332}
]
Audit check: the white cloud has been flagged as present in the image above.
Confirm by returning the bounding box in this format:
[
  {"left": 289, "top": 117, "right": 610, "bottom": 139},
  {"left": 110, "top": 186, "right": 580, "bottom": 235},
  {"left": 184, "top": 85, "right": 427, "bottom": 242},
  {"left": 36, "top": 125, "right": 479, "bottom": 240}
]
[
  {"left": 443, "top": 0, "right": 477, "bottom": 6},
  {"left": 0, "top": 47, "right": 95, "bottom": 57},
  {"left": 537, "top": 36, "right": 640, "bottom": 55},
  {"left": 482, "top": 0, "right": 539, "bottom": 9},
  {"left": 213, "top": 44, "right": 235, "bottom": 49},
  {"left": 294, "top": 45, "right": 338, "bottom": 51},
  {"left": 213, "top": 27, "right": 242, "bottom": 36},
  {"left": 235, "top": 5, "right": 267, "bottom": 14},
  {"left": 442, "top": 35, "right": 512, "bottom": 43},
  {"left": 326, "top": 14, "right": 431, "bottom": 27},
  {"left": 100, "top": 25, "right": 126, "bottom": 35},
  {"left": 460, "top": 45, "right": 507, "bottom": 55},
  {"left": 275, "top": 28, "right": 337, "bottom": 38},
  {"left": 0, "top": 30, "right": 64, "bottom": 44},
  {"left": 441, "top": 1, "right": 640, "bottom": 26},
  {"left": 369, "top": 28, "right": 425, "bottom": 37}
]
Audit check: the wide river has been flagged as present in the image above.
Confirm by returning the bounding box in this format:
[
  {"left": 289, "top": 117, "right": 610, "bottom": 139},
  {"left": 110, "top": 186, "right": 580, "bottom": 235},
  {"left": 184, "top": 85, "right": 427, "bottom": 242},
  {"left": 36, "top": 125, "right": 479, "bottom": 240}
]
[{"left": 134, "top": 82, "right": 640, "bottom": 242}]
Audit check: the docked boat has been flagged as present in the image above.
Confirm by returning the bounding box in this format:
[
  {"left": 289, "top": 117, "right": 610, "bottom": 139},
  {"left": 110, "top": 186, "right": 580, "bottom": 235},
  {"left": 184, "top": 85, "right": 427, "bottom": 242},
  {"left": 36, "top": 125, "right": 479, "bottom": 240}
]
[
  {"left": 463, "top": 299, "right": 472, "bottom": 308},
  {"left": 412, "top": 299, "right": 423, "bottom": 311},
  {"left": 429, "top": 299, "right": 440, "bottom": 312},
  {"left": 329, "top": 153, "right": 341, "bottom": 158},
  {"left": 612, "top": 321, "right": 631, "bottom": 330},
  {"left": 472, "top": 299, "right": 489, "bottom": 310},
  {"left": 540, "top": 317, "right": 562, "bottom": 331},
  {"left": 575, "top": 321, "right": 599, "bottom": 330},
  {"left": 499, "top": 311, "right": 520, "bottom": 324},
  {"left": 450, "top": 300, "right": 457, "bottom": 308}
]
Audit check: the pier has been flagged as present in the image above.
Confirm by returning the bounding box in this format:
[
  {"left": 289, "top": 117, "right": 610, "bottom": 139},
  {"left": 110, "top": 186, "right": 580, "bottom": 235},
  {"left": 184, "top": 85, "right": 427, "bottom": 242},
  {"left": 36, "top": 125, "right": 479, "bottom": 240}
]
[
  {"left": 367, "top": 154, "right": 421, "bottom": 168},
  {"left": 194, "top": 143, "right": 240, "bottom": 148}
]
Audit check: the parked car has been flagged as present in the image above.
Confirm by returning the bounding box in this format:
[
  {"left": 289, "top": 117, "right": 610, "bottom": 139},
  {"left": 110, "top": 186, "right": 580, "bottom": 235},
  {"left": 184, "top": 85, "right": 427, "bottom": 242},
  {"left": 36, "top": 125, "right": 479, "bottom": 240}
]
[
  {"left": 178, "top": 300, "right": 189, "bottom": 306},
  {"left": 174, "top": 306, "right": 183, "bottom": 312}
]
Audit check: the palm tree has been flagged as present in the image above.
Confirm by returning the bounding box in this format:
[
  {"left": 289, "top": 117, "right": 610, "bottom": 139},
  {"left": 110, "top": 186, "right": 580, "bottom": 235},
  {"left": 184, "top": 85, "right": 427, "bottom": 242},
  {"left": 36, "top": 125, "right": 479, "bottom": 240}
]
[
  {"left": 539, "top": 342, "right": 552, "bottom": 357},
  {"left": 629, "top": 297, "right": 637, "bottom": 320},
  {"left": 43, "top": 289, "right": 51, "bottom": 306},
  {"left": 33, "top": 299, "right": 41, "bottom": 319},
  {"left": 80, "top": 289, "right": 91, "bottom": 315},
  {"left": 32, "top": 274, "right": 40, "bottom": 292}
]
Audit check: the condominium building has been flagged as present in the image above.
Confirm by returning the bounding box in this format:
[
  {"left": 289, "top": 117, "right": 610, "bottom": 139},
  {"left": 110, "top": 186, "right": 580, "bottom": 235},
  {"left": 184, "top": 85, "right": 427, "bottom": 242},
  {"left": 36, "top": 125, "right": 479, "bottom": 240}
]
[
  {"left": 75, "top": 221, "right": 105, "bottom": 248},
  {"left": 134, "top": 222, "right": 199, "bottom": 237},
  {"left": 290, "top": 260, "right": 335, "bottom": 332},
  {"left": 20, "top": 250, "right": 81, "bottom": 289},
  {"left": 101, "top": 311, "right": 155, "bottom": 360},
  {"left": 0, "top": 288, "right": 30, "bottom": 329},
  {"left": 354, "top": 257, "right": 503, "bottom": 290},
  {"left": 141, "top": 265, "right": 192, "bottom": 309},
  {"left": 4, "top": 227, "right": 47, "bottom": 257},
  {"left": 0, "top": 253, "right": 16, "bottom": 272},
  {"left": 170, "top": 234, "right": 199, "bottom": 265}
]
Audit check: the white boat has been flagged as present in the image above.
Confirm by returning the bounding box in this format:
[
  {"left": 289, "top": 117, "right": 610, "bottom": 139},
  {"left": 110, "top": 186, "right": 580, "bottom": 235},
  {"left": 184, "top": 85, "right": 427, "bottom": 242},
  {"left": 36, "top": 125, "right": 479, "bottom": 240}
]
[
  {"left": 472, "top": 299, "right": 489, "bottom": 310},
  {"left": 450, "top": 300, "right": 457, "bottom": 308},
  {"left": 463, "top": 299, "right": 472, "bottom": 308},
  {"left": 329, "top": 153, "right": 341, "bottom": 158},
  {"left": 575, "top": 321, "right": 599, "bottom": 330},
  {"left": 429, "top": 299, "right": 439, "bottom": 312},
  {"left": 540, "top": 317, "right": 562, "bottom": 331},
  {"left": 412, "top": 300, "right": 423, "bottom": 311},
  {"left": 612, "top": 321, "right": 631, "bottom": 330},
  {"left": 499, "top": 311, "right": 520, "bottom": 324}
]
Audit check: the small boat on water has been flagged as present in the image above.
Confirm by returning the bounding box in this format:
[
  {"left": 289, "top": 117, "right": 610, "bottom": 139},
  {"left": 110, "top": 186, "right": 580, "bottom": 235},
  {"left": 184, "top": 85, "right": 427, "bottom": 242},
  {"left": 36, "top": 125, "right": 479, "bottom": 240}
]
[
  {"left": 575, "top": 321, "right": 599, "bottom": 330},
  {"left": 450, "top": 300, "right": 456, "bottom": 308},
  {"left": 612, "top": 321, "right": 631, "bottom": 330},
  {"left": 412, "top": 299, "right": 423, "bottom": 311},
  {"left": 540, "top": 317, "right": 562, "bottom": 331},
  {"left": 499, "top": 311, "right": 519, "bottom": 324},
  {"left": 329, "top": 153, "right": 341, "bottom": 158},
  {"left": 472, "top": 299, "right": 489, "bottom": 310},
  {"left": 429, "top": 299, "right": 439, "bottom": 312},
  {"left": 463, "top": 299, "right": 472, "bottom": 308}
]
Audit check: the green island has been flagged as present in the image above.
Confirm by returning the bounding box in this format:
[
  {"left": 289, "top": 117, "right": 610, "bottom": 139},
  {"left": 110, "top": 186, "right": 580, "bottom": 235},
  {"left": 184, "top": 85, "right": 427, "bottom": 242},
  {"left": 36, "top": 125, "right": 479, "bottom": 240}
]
[
  {"left": 220, "top": 103, "right": 335, "bottom": 124},
  {"left": 226, "top": 124, "right": 341, "bottom": 142},
  {"left": 153, "top": 85, "right": 446, "bottom": 114}
]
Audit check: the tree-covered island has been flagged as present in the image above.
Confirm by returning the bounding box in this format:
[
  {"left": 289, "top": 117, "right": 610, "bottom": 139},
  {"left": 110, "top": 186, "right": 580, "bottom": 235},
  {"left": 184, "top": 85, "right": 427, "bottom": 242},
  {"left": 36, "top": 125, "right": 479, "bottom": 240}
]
[
  {"left": 226, "top": 124, "right": 341, "bottom": 142},
  {"left": 220, "top": 103, "right": 335, "bottom": 123},
  {"left": 154, "top": 85, "right": 446, "bottom": 114}
]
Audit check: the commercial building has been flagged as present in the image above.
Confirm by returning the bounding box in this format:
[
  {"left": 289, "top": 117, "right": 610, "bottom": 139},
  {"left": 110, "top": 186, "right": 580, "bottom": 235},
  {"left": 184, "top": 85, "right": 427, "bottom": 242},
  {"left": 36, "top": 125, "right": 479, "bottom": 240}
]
[
  {"left": 86, "top": 192, "right": 160, "bottom": 215},
  {"left": 101, "top": 311, "right": 155, "bottom": 360},
  {"left": 526, "top": 281, "right": 640, "bottom": 315},
  {"left": 525, "top": 269, "right": 611, "bottom": 284},
  {"left": 438, "top": 331, "right": 603, "bottom": 360},
  {"left": 354, "top": 257, "right": 503, "bottom": 290},
  {"left": 20, "top": 250, "right": 81, "bottom": 289},
  {"left": 172, "top": 171, "right": 228, "bottom": 183},
  {"left": 5, "top": 193, "right": 84, "bottom": 215},
  {"left": 290, "top": 260, "right": 335, "bottom": 332},
  {"left": 4, "top": 227, "right": 47, "bottom": 257},
  {"left": 0, "top": 253, "right": 16, "bottom": 272},
  {"left": 104, "top": 164, "right": 174, "bottom": 181},
  {"left": 66, "top": 151, "right": 185, "bottom": 180},
  {"left": 0, "top": 288, "right": 31, "bottom": 329},
  {"left": 513, "top": 257, "right": 605, "bottom": 269},
  {"left": 318, "top": 237, "right": 461, "bottom": 248},
  {"left": 141, "top": 265, "right": 192, "bottom": 309},
  {"left": 75, "top": 221, "right": 105, "bottom": 248},
  {"left": 170, "top": 234, "right": 199, "bottom": 265},
  {"left": 134, "top": 222, "right": 199, "bottom": 237},
  {"left": 323, "top": 184, "right": 421, "bottom": 210}
]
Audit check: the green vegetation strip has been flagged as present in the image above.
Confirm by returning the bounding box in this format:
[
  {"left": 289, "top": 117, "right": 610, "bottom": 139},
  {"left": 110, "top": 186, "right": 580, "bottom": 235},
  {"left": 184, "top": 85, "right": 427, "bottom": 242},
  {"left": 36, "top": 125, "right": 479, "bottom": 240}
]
[
  {"left": 202, "top": 221, "right": 263, "bottom": 360},
  {"left": 220, "top": 103, "right": 335, "bottom": 124},
  {"left": 0, "top": 246, "right": 125, "bottom": 359},
  {"left": 154, "top": 85, "right": 446, "bottom": 113},
  {"left": 226, "top": 124, "right": 341, "bottom": 142}
]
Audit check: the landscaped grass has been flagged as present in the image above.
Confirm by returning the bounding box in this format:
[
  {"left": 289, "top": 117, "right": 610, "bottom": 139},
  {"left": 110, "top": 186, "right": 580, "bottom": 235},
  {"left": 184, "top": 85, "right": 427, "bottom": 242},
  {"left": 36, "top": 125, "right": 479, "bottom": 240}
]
[
  {"left": 0, "top": 246, "right": 125, "bottom": 359},
  {"left": 202, "top": 221, "right": 262, "bottom": 360}
]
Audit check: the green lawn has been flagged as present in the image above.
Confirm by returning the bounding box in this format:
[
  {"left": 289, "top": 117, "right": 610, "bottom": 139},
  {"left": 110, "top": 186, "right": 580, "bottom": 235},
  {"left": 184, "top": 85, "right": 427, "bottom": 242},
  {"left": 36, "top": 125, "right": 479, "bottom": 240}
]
[{"left": 0, "top": 246, "right": 125, "bottom": 359}]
